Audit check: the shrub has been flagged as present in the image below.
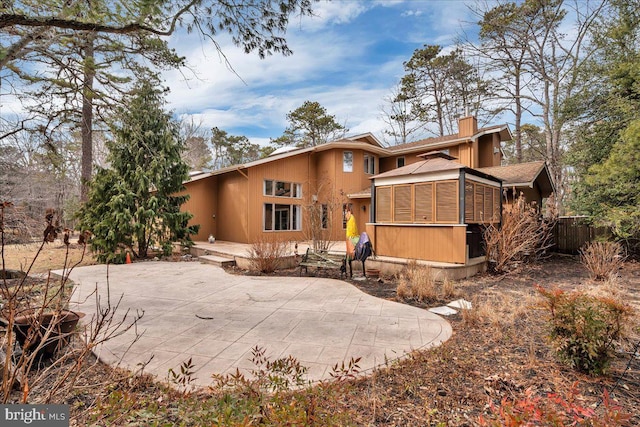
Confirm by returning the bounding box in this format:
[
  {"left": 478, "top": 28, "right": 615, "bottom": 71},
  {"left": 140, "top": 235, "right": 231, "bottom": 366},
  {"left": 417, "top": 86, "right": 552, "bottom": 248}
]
[
  {"left": 478, "top": 385, "right": 631, "bottom": 426},
  {"left": 395, "top": 260, "right": 437, "bottom": 302},
  {"left": 247, "top": 237, "right": 290, "bottom": 273},
  {"left": 580, "top": 241, "right": 625, "bottom": 281},
  {"left": 484, "top": 194, "right": 556, "bottom": 274},
  {"left": 537, "top": 286, "right": 633, "bottom": 375}
]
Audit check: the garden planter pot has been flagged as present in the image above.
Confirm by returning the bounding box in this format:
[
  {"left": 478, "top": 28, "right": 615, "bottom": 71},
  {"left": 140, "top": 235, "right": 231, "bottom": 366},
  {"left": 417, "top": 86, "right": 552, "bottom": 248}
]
[
  {"left": 1, "top": 310, "right": 85, "bottom": 359},
  {"left": 366, "top": 268, "right": 380, "bottom": 279}
]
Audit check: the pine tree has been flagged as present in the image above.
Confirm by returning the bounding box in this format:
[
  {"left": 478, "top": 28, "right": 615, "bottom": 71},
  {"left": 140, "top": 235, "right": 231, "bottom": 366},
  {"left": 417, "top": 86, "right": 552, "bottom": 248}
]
[{"left": 79, "top": 79, "right": 198, "bottom": 262}]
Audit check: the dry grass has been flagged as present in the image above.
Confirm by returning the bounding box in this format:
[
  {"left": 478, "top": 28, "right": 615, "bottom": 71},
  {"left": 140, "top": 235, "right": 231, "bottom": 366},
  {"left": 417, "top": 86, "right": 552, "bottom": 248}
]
[
  {"left": 396, "top": 260, "right": 458, "bottom": 303},
  {"left": 1, "top": 241, "right": 97, "bottom": 274},
  {"left": 580, "top": 241, "right": 625, "bottom": 281},
  {"left": 395, "top": 260, "right": 437, "bottom": 302},
  {"left": 246, "top": 237, "right": 291, "bottom": 273}
]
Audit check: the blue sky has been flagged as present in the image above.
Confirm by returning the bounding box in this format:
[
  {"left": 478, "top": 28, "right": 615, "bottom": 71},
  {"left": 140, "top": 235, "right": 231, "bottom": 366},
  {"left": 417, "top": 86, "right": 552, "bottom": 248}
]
[{"left": 163, "top": 0, "right": 480, "bottom": 147}]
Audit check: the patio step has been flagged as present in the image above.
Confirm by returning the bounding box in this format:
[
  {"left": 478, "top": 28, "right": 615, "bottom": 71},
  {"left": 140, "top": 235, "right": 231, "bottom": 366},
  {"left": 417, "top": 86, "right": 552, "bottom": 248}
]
[{"left": 198, "top": 254, "right": 236, "bottom": 268}]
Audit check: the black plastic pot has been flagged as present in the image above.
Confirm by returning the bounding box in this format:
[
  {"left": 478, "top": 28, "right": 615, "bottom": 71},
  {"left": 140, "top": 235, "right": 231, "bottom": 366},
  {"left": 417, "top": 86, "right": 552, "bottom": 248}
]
[{"left": 1, "top": 310, "right": 85, "bottom": 359}]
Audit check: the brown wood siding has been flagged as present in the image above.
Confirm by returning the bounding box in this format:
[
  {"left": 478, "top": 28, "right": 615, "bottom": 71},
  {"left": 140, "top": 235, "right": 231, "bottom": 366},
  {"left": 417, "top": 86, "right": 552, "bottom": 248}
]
[
  {"left": 457, "top": 144, "right": 472, "bottom": 168},
  {"left": 393, "top": 185, "right": 412, "bottom": 222},
  {"left": 435, "top": 181, "right": 458, "bottom": 223},
  {"left": 179, "top": 175, "right": 218, "bottom": 241},
  {"left": 372, "top": 224, "right": 467, "bottom": 264},
  {"left": 379, "top": 156, "right": 396, "bottom": 173},
  {"left": 414, "top": 183, "right": 433, "bottom": 223},
  {"left": 216, "top": 172, "right": 249, "bottom": 243},
  {"left": 477, "top": 134, "right": 498, "bottom": 168},
  {"left": 458, "top": 116, "right": 477, "bottom": 137},
  {"left": 448, "top": 145, "right": 460, "bottom": 161}
]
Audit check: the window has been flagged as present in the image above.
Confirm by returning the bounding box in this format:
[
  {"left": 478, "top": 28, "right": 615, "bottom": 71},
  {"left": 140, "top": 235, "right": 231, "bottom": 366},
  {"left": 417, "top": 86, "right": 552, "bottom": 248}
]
[
  {"left": 321, "top": 204, "right": 329, "bottom": 229},
  {"left": 396, "top": 157, "right": 405, "bottom": 168},
  {"left": 264, "top": 180, "right": 302, "bottom": 198},
  {"left": 343, "top": 151, "right": 353, "bottom": 172},
  {"left": 364, "top": 153, "right": 376, "bottom": 174},
  {"left": 264, "top": 203, "right": 301, "bottom": 231},
  {"left": 342, "top": 203, "right": 353, "bottom": 228}
]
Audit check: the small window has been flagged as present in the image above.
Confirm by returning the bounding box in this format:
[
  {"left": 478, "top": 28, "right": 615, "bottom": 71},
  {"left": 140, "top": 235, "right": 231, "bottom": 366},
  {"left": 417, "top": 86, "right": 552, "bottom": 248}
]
[
  {"left": 276, "top": 181, "right": 291, "bottom": 197},
  {"left": 264, "top": 203, "right": 273, "bottom": 230},
  {"left": 264, "top": 180, "right": 302, "bottom": 198},
  {"left": 396, "top": 157, "right": 405, "bottom": 168},
  {"left": 364, "top": 153, "right": 376, "bottom": 174},
  {"left": 342, "top": 203, "right": 353, "bottom": 228},
  {"left": 343, "top": 151, "right": 353, "bottom": 172},
  {"left": 321, "top": 204, "right": 328, "bottom": 229},
  {"left": 264, "top": 180, "right": 273, "bottom": 196}
]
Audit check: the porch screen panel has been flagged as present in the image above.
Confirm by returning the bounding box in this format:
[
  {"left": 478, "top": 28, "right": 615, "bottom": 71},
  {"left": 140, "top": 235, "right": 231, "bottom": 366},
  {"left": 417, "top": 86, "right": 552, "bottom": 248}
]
[
  {"left": 414, "top": 183, "right": 433, "bottom": 223},
  {"left": 484, "top": 186, "right": 493, "bottom": 222},
  {"left": 474, "top": 184, "right": 484, "bottom": 222},
  {"left": 435, "top": 181, "right": 458, "bottom": 223},
  {"left": 493, "top": 188, "right": 501, "bottom": 222},
  {"left": 464, "top": 182, "right": 474, "bottom": 222},
  {"left": 393, "top": 185, "right": 412, "bottom": 222},
  {"left": 376, "top": 186, "right": 392, "bottom": 222}
]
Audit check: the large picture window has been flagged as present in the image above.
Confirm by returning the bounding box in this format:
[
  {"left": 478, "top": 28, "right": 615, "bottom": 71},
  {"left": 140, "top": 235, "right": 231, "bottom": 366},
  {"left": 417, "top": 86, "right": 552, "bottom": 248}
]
[
  {"left": 264, "top": 203, "right": 301, "bottom": 231},
  {"left": 264, "top": 180, "right": 302, "bottom": 198}
]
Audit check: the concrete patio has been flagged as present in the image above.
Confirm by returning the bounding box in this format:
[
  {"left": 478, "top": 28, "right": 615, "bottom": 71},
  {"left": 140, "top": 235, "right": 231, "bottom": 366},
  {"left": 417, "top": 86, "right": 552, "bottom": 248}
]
[{"left": 66, "top": 261, "right": 452, "bottom": 388}]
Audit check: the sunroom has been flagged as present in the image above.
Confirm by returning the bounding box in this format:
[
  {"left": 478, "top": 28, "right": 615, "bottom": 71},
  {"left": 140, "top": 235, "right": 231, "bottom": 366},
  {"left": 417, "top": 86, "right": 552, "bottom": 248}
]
[{"left": 368, "top": 152, "right": 502, "bottom": 264}]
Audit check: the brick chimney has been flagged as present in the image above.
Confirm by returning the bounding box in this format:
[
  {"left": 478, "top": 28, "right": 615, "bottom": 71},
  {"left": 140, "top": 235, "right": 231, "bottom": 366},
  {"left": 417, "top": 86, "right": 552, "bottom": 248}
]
[{"left": 458, "top": 116, "right": 478, "bottom": 138}]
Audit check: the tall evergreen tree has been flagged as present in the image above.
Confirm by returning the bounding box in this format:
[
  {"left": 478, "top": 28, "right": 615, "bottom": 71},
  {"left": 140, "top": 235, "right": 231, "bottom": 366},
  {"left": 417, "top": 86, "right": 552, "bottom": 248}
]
[
  {"left": 568, "top": 0, "right": 640, "bottom": 249},
  {"left": 271, "top": 101, "right": 347, "bottom": 148},
  {"left": 78, "top": 79, "right": 198, "bottom": 262},
  {"left": 398, "top": 45, "right": 488, "bottom": 137}
]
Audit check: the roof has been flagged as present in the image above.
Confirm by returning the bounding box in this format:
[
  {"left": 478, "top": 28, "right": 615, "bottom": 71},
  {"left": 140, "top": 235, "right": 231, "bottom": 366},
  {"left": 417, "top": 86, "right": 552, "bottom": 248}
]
[
  {"left": 478, "top": 161, "right": 555, "bottom": 196},
  {"left": 387, "top": 124, "right": 511, "bottom": 155},
  {"left": 347, "top": 188, "right": 372, "bottom": 199},
  {"left": 372, "top": 151, "right": 466, "bottom": 180}
]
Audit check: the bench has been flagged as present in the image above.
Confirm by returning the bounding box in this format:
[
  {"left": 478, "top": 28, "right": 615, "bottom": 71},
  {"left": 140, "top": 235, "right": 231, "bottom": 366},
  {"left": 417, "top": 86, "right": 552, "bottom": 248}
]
[{"left": 298, "top": 248, "right": 346, "bottom": 277}]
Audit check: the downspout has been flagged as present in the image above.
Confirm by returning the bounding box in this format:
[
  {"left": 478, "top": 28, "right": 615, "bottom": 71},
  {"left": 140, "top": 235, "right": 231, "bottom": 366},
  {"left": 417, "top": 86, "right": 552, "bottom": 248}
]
[
  {"left": 370, "top": 178, "right": 376, "bottom": 254},
  {"left": 236, "top": 167, "right": 249, "bottom": 242},
  {"left": 460, "top": 170, "right": 467, "bottom": 263},
  {"left": 459, "top": 170, "right": 466, "bottom": 225}
]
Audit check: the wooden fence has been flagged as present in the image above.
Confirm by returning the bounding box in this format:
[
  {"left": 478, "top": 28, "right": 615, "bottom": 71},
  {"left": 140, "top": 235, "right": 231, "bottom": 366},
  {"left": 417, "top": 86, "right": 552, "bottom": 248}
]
[{"left": 553, "top": 216, "right": 611, "bottom": 254}]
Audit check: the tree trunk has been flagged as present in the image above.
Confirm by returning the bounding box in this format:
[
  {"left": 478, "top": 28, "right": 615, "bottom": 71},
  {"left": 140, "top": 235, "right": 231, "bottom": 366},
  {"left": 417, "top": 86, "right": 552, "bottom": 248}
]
[{"left": 80, "top": 34, "right": 95, "bottom": 201}]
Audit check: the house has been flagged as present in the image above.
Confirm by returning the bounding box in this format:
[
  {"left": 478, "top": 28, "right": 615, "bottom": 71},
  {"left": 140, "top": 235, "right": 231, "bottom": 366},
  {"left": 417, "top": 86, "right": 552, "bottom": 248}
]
[{"left": 179, "top": 116, "right": 554, "bottom": 266}]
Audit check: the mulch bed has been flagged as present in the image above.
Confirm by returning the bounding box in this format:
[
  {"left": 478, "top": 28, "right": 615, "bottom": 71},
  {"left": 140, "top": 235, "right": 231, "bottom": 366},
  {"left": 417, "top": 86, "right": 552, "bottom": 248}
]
[
  {"left": 4, "top": 253, "right": 638, "bottom": 425},
  {"left": 233, "top": 254, "right": 640, "bottom": 425}
]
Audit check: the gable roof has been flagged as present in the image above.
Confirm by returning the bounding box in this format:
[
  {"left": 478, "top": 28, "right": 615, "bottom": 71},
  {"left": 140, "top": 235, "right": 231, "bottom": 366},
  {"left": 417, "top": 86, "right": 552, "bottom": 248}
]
[
  {"left": 346, "top": 132, "right": 385, "bottom": 147},
  {"left": 477, "top": 161, "right": 555, "bottom": 196},
  {"left": 387, "top": 124, "right": 512, "bottom": 155}
]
